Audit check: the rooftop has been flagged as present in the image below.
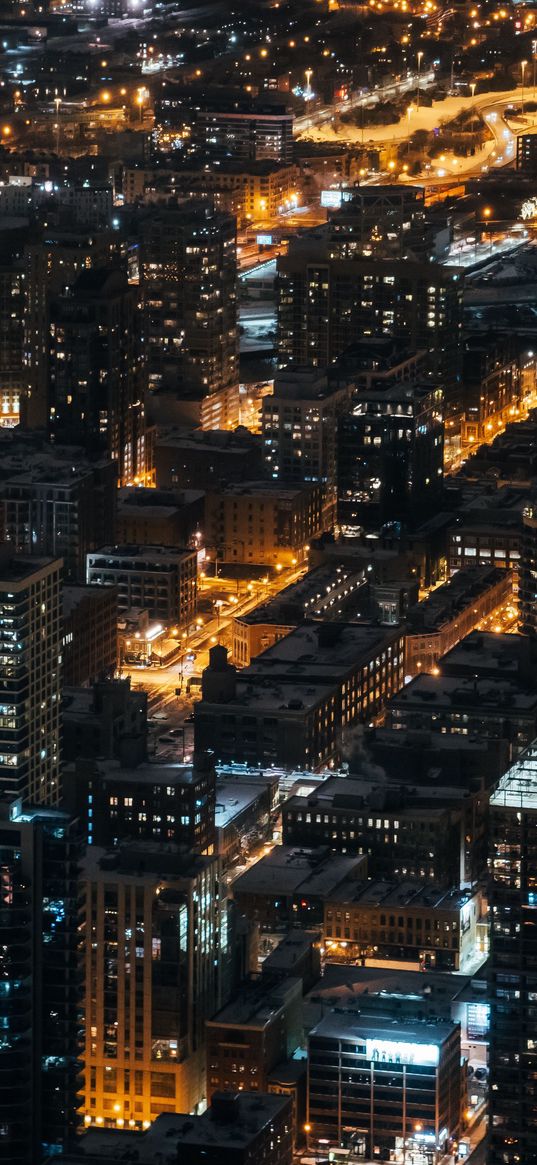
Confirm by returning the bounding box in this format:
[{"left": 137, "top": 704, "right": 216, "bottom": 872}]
[
  {"left": 310, "top": 1007, "right": 456, "bottom": 1049},
  {"left": 215, "top": 781, "right": 267, "bottom": 829},
  {"left": 233, "top": 844, "right": 365, "bottom": 898},
  {"left": 82, "top": 842, "right": 215, "bottom": 883},
  {"left": 324, "top": 878, "right": 477, "bottom": 913},
  {"left": 392, "top": 671, "right": 537, "bottom": 713},
  {"left": 208, "top": 975, "right": 302, "bottom": 1029},
  {"left": 244, "top": 622, "right": 401, "bottom": 682},
  {"left": 406, "top": 567, "right": 508, "bottom": 634},
  {"left": 0, "top": 551, "right": 60, "bottom": 587}
]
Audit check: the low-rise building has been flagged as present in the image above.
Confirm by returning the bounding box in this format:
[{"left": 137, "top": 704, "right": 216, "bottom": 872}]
[
  {"left": 308, "top": 1010, "right": 461, "bottom": 1157},
  {"left": 58, "top": 1093, "right": 293, "bottom": 1165},
  {"left": 282, "top": 773, "right": 488, "bottom": 885},
  {"left": 262, "top": 929, "right": 322, "bottom": 994},
  {"left": 232, "top": 845, "right": 367, "bottom": 930},
  {"left": 153, "top": 427, "right": 262, "bottom": 491},
  {"left": 204, "top": 481, "right": 325, "bottom": 568},
  {"left": 323, "top": 881, "right": 482, "bottom": 971},
  {"left": 389, "top": 670, "right": 537, "bottom": 757},
  {"left": 232, "top": 564, "right": 368, "bottom": 666},
  {"left": 195, "top": 623, "right": 405, "bottom": 769},
  {"left": 86, "top": 544, "right": 197, "bottom": 627},
  {"left": 116, "top": 487, "right": 203, "bottom": 548},
  {"left": 206, "top": 976, "right": 303, "bottom": 1095},
  {"left": 215, "top": 778, "right": 273, "bottom": 861},
  {"left": 447, "top": 490, "right": 525, "bottom": 575},
  {"left": 404, "top": 566, "right": 512, "bottom": 676}
]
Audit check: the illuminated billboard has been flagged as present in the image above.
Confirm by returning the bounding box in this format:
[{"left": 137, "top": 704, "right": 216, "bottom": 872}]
[
  {"left": 321, "top": 190, "right": 343, "bottom": 209},
  {"left": 365, "top": 1038, "right": 439, "bottom": 1067}
]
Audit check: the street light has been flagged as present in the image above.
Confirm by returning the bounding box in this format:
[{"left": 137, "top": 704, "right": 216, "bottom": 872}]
[
  {"left": 54, "top": 95, "right": 61, "bottom": 154},
  {"left": 417, "top": 50, "right": 424, "bottom": 109},
  {"left": 522, "top": 59, "right": 528, "bottom": 117}
]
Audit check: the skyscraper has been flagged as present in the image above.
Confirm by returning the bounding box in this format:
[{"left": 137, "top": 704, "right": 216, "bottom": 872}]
[
  {"left": 0, "top": 552, "right": 62, "bottom": 806},
  {"left": 489, "top": 744, "right": 537, "bottom": 1163},
  {"left": 0, "top": 800, "right": 80, "bottom": 1163},
  {"left": 139, "top": 201, "right": 239, "bottom": 430},
  {"left": 337, "top": 380, "right": 444, "bottom": 531},
  {"left": 80, "top": 843, "right": 229, "bottom": 1125},
  {"left": 49, "top": 268, "right": 146, "bottom": 487}
]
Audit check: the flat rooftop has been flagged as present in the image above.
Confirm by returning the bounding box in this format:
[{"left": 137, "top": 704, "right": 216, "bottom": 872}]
[
  {"left": 82, "top": 842, "right": 215, "bottom": 882},
  {"left": 245, "top": 621, "right": 400, "bottom": 680},
  {"left": 310, "top": 1007, "right": 455, "bottom": 1047},
  {"left": 285, "top": 773, "right": 473, "bottom": 815},
  {"left": 263, "top": 928, "right": 321, "bottom": 973},
  {"left": 208, "top": 976, "right": 302, "bottom": 1029},
  {"left": 0, "top": 551, "right": 60, "bottom": 586},
  {"left": 237, "top": 564, "right": 367, "bottom": 627},
  {"left": 88, "top": 544, "right": 194, "bottom": 561},
  {"left": 406, "top": 567, "right": 507, "bottom": 634},
  {"left": 392, "top": 672, "right": 537, "bottom": 713},
  {"left": 215, "top": 781, "right": 266, "bottom": 828},
  {"left": 324, "top": 878, "right": 477, "bottom": 913},
  {"left": 233, "top": 845, "right": 364, "bottom": 898}
]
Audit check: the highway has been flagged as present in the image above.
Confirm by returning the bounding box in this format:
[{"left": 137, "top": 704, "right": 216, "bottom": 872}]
[{"left": 295, "top": 70, "right": 435, "bottom": 134}]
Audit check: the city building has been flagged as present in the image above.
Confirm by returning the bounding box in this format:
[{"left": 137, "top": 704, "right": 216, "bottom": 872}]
[
  {"left": 62, "top": 678, "right": 148, "bottom": 769},
  {"left": 65, "top": 752, "right": 216, "bottom": 853},
  {"left": 307, "top": 1009, "right": 461, "bottom": 1157},
  {"left": 262, "top": 368, "right": 352, "bottom": 527},
  {"left": 0, "top": 552, "right": 62, "bottom": 806},
  {"left": 516, "top": 127, "right": 537, "bottom": 173},
  {"left": 461, "top": 332, "right": 522, "bottom": 447},
  {"left": 337, "top": 380, "right": 444, "bottom": 531},
  {"left": 80, "top": 843, "right": 228, "bottom": 1124},
  {"left": 261, "top": 930, "right": 322, "bottom": 994},
  {"left": 232, "top": 563, "right": 367, "bottom": 667},
  {"left": 277, "top": 238, "right": 463, "bottom": 410},
  {"left": 0, "top": 801, "right": 80, "bottom": 1164},
  {"left": 323, "top": 881, "right": 482, "bottom": 971},
  {"left": 59, "top": 1093, "right": 293, "bottom": 1165},
  {"left": 214, "top": 776, "right": 274, "bottom": 862},
  {"left": 204, "top": 481, "right": 325, "bottom": 568},
  {"left": 116, "top": 487, "right": 204, "bottom": 549},
  {"left": 62, "top": 584, "right": 118, "bottom": 686},
  {"left": 86, "top": 545, "right": 197, "bottom": 627},
  {"left": 488, "top": 742, "right": 537, "bottom": 1164},
  {"left": 232, "top": 845, "right": 367, "bottom": 930},
  {"left": 282, "top": 773, "right": 487, "bottom": 886},
  {"left": 195, "top": 623, "right": 405, "bottom": 769},
  {"left": 328, "top": 184, "right": 450, "bottom": 261},
  {"left": 153, "top": 426, "right": 262, "bottom": 491},
  {"left": 404, "top": 566, "right": 512, "bottom": 676},
  {"left": 206, "top": 976, "right": 302, "bottom": 1094},
  {"left": 49, "top": 268, "right": 146, "bottom": 487},
  {"left": 23, "top": 227, "right": 119, "bottom": 431},
  {"left": 519, "top": 501, "right": 537, "bottom": 635},
  {"left": 389, "top": 633, "right": 537, "bottom": 758},
  {"left": 139, "top": 201, "right": 239, "bottom": 430},
  {"left": 156, "top": 86, "right": 294, "bottom": 164},
  {"left": 0, "top": 441, "right": 117, "bottom": 580},
  {"left": 123, "top": 159, "right": 300, "bottom": 228},
  {"left": 447, "top": 489, "right": 524, "bottom": 576},
  {"left": 0, "top": 243, "right": 24, "bottom": 427}
]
